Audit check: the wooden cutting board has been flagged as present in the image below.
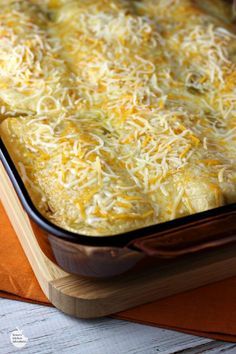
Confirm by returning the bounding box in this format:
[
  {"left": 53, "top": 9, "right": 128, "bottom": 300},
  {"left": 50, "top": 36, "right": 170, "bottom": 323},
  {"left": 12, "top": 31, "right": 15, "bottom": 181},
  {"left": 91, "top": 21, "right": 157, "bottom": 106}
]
[{"left": 2, "top": 161, "right": 236, "bottom": 318}]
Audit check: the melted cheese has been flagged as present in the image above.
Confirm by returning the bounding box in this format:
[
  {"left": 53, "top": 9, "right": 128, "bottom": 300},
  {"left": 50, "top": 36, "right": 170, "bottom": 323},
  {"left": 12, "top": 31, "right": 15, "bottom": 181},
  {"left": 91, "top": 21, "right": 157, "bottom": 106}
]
[
  {"left": 0, "top": 1, "right": 78, "bottom": 119},
  {"left": 0, "top": 0, "right": 235, "bottom": 236}
]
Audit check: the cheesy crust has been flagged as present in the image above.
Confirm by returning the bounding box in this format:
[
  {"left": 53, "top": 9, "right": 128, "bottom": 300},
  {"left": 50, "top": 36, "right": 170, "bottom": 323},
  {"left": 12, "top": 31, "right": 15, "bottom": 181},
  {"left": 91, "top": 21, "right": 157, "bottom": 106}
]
[
  {"left": 0, "top": 1, "right": 78, "bottom": 118},
  {"left": 0, "top": 0, "right": 235, "bottom": 236}
]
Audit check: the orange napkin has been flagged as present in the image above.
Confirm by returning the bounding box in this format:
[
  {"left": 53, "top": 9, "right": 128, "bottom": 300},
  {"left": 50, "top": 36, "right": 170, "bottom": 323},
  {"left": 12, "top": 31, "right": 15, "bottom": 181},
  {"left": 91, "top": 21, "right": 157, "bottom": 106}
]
[{"left": 1, "top": 202, "right": 236, "bottom": 342}]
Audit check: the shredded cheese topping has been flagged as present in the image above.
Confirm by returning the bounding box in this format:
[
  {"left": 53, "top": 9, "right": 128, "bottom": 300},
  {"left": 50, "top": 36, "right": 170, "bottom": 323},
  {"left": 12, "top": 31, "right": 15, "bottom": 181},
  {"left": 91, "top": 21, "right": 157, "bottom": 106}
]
[
  {"left": 0, "top": 0, "right": 235, "bottom": 236},
  {"left": 0, "top": 1, "right": 78, "bottom": 117}
]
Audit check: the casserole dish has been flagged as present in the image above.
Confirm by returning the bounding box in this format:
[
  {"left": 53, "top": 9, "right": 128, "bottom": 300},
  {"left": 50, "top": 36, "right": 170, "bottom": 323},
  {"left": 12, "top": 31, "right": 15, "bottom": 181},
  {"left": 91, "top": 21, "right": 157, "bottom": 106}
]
[
  {"left": 0, "top": 0, "right": 236, "bottom": 278},
  {"left": 1, "top": 138, "right": 236, "bottom": 278}
]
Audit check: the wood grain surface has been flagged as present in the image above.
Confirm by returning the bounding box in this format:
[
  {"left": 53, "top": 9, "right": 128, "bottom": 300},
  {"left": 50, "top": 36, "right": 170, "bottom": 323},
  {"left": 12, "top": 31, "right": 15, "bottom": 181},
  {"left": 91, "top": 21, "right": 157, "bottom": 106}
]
[
  {"left": 2, "top": 163, "right": 236, "bottom": 352},
  {"left": 2, "top": 298, "right": 236, "bottom": 354}
]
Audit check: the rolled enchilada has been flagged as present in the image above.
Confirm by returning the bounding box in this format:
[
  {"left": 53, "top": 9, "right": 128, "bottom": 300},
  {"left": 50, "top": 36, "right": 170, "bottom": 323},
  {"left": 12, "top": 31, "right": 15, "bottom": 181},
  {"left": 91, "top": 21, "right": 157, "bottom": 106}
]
[{"left": 0, "top": 0, "right": 235, "bottom": 235}]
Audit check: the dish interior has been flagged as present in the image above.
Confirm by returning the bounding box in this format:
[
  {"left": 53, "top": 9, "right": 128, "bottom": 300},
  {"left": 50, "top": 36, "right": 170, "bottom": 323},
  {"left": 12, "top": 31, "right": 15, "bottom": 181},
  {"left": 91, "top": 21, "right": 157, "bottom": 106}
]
[{"left": 0, "top": 0, "right": 235, "bottom": 237}]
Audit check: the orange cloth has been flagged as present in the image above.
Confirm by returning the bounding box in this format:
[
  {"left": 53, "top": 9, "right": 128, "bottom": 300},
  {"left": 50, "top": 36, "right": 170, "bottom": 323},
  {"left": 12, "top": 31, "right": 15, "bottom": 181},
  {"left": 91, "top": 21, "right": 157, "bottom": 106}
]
[{"left": 1, "top": 201, "right": 236, "bottom": 342}]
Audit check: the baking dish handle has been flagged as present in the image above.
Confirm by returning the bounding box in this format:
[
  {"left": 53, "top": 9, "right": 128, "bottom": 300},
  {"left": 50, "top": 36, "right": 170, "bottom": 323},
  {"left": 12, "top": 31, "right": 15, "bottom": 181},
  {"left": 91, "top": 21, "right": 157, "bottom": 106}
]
[{"left": 128, "top": 211, "right": 236, "bottom": 257}]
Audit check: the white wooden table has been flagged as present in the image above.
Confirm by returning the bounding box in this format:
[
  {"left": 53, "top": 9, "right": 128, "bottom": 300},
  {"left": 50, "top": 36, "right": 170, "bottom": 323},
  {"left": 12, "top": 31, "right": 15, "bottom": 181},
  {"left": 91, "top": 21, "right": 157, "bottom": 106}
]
[{"left": 0, "top": 298, "right": 236, "bottom": 353}]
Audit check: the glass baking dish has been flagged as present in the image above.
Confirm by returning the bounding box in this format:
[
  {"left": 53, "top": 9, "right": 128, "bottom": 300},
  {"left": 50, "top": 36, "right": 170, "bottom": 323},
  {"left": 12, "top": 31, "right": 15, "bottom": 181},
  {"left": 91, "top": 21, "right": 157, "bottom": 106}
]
[{"left": 1, "top": 138, "right": 236, "bottom": 278}]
